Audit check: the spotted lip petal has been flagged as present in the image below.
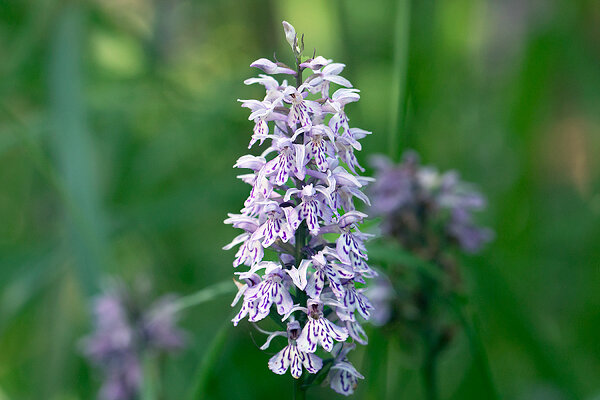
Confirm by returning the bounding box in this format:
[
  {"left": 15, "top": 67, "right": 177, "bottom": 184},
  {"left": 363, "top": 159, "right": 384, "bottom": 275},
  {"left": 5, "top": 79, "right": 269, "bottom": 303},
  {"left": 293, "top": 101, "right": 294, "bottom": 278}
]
[
  {"left": 297, "top": 316, "right": 348, "bottom": 353},
  {"left": 268, "top": 342, "right": 323, "bottom": 378}
]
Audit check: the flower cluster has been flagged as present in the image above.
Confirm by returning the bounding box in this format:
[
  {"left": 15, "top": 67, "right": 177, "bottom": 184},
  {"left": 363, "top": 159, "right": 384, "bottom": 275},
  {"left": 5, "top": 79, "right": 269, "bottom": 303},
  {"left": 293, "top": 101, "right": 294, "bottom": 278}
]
[
  {"left": 81, "top": 283, "right": 185, "bottom": 400},
  {"left": 370, "top": 151, "right": 493, "bottom": 254},
  {"left": 225, "top": 21, "right": 374, "bottom": 395},
  {"left": 365, "top": 151, "right": 493, "bottom": 388}
]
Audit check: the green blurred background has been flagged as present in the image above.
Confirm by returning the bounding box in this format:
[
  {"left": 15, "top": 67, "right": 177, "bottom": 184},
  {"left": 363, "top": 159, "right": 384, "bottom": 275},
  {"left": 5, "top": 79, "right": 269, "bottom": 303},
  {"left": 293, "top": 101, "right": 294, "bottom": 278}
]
[{"left": 1, "top": 0, "right": 599, "bottom": 399}]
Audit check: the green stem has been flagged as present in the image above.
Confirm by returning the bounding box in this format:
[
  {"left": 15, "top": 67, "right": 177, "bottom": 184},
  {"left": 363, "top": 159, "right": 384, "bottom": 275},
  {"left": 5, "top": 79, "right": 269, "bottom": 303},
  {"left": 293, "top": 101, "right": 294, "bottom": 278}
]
[
  {"left": 295, "top": 53, "right": 303, "bottom": 88},
  {"left": 291, "top": 36, "right": 308, "bottom": 400},
  {"left": 294, "top": 223, "right": 308, "bottom": 321},
  {"left": 294, "top": 375, "right": 306, "bottom": 400},
  {"left": 49, "top": 0, "right": 108, "bottom": 296},
  {"left": 422, "top": 342, "right": 439, "bottom": 400},
  {"left": 418, "top": 262, "right": 441, "bottom": 400},
  {"left": 294, "top": 224, "right": 307, "bottom": 266},
  {"left": 141, "top": 354, "right": 158, "bottom": 400}
]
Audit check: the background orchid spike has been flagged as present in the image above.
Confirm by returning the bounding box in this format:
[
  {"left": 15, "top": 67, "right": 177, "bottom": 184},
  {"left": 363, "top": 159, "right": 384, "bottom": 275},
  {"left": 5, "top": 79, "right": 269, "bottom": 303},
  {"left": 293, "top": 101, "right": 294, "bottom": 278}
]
[
  {"left": 370, "top": 150, "right": 493, "bottom": 253},
  {"left": 80, "top": 281, "right": 186, "bottom": 400},
  {"left": 226, "top": 20, "right": 375, "bottom": 395},
  {"left": 365, "top": 150, "right": 494, "bottom": 400}
]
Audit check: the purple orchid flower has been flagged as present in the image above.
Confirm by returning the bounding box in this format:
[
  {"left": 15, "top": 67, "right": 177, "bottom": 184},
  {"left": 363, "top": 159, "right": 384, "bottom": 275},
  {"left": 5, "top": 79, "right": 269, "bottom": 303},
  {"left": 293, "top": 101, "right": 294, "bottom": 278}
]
[
  {"left": 329, "top": 343, "right": 364, "bottom": 396},
  {"left": 296, "top": 299, "right": 348, "bottom": 353},
  {"left": 264, "top": 321, "right": 323, "bottom": 379}
]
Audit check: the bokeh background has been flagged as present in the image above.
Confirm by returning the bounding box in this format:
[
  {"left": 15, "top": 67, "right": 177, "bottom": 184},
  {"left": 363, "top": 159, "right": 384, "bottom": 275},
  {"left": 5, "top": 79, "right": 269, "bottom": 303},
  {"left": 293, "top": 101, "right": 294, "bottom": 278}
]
[{"left": 1, "top": 0, "right": 600, "bottom": 399}]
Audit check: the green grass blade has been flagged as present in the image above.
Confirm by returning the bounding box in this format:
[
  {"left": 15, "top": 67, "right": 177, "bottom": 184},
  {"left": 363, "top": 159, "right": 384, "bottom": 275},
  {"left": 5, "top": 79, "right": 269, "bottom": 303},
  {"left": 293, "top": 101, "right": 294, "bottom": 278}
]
[
  {"left": 141, "top": 354, "right": 159, "bottom": 400},
  {"left": 388, "top": 0, "right": 411, "bottom": 160},
  {"left": 186, "top": 317, "right": 232, "bottom": 400},
  {"left": 447, "top": 298, "right": 500, "bottom": 400},
  {"left": 171, "top": 280, "right": 236, "bottom": 314},
  {"left": 48, "top": 2, "right": 107, "bottom": 296}
]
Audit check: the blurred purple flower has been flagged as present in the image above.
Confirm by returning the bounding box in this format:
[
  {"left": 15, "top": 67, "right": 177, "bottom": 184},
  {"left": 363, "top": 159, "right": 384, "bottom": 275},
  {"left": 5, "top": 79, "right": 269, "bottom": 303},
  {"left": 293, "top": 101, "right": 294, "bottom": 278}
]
[
  {"left": 81, "top": 285, "right": 185, "bottom": 400},
  {"left": 329, "top": 343, "right": 364, "bottom": 396},
  {"left": 370, "top": 151, "right": 493, "bottom": 253},
  {"left": 364, "top": 274, "right": 395, "bottom": 326}
]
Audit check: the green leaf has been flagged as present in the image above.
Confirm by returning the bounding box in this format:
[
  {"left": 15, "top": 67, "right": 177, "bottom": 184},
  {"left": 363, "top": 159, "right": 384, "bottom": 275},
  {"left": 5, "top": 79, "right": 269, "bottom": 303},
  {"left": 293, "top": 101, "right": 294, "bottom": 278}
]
[
  {"left": 186, "top": 317, "right": 232, "bottom": 400},
  {"left": 141, "top": 354, "right": 159, "bottom": 400},
  {"left": 368, "top": 241, "right": 445, "bottom": 282},
  {"left": 446, "top": 298, "right": 500, "bottom": 400},
  {"left": 170, "top": 280, "right": 236, "bottom": 314},
  {"left": 48, "top": 2, "right": 108, "bottom": 296}
]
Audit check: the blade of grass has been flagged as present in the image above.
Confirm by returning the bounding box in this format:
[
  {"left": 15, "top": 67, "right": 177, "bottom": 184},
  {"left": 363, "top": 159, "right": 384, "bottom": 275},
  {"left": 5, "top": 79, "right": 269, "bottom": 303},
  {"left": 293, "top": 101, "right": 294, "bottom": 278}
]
[
  {"left": 470, "top": 263, "right": 582, "bottom": 398},
  {"left": 48, "top": 2, "right": 107, "bottom": 296},
  {"left": 136, "top": 282, "right": 236, "bottom": 400},
  {"left": 170, "top": 280, "right": 236, "bottom": 314},
  {"left": 141, "top": 354, "right": 158, "bottom": 400},
  {"left": 447, "top": 297, "right": 500, "bottom": 400},
  {"left": 1, "top": 104, "right": 111, "bottom": 284},
  {"left": 0, "top": 244, "right": 62, "bottom": 336},
  {"left": 388, "top": 0, "right": 411, "bottom": 160},
  {"left": 186, "top": 316, "right": 233, "bottom": 400},
  {"left": 40, "top": 3, "right": 105, "bottom": 397},
  {"left": 365, "top": 329, "right": 389, "bottom": 400},
  {"left": 0, "top": 386, "right": 8, "bottom": 400},
  {"left": 0, "top": 0, "right": 60, "bottom": 90}
]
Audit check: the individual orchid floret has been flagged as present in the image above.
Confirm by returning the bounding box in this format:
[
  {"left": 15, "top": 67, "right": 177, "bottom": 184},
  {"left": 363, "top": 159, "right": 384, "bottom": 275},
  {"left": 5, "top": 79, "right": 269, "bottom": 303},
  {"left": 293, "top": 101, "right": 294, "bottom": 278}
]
[
  {"left": 284, "top": 183, "right": 334, "bottom": 235},
  {"left": 226, "top": 19, "right": 374, "bottom": 395},
  {"left": 299, "top": 56, "right": 333, "bottom": 71},
  {"left": 336, "top": 136, "right": 366, "bottom": 174},
  {"left": 303, "top": 249, "right": 353, "bottom": 300},
  {"left": 283, "top": 86, "right": 320, "bottom": 128},
  {"left": 231, "top": 233, "right": 264, "bottom": 267},
  {"left": 344, "top": 318, "right": 369, "bottom": 345},
  {"left": 304, "top": 124, "right": 336, "bottom": 172},
  {"left": 238, "top": 94, "right": 286, "bottom": 148},
  {"left": 329, "top": 344, "right": 364, "bottom": 396},
  {"left": 296, "top": 299, "right": 348, "bottom": 353},
  {"left": 251, "top": 58, "right": 296, "bottom": 75},
  {"left": 336, "top": 226, "right": 369, "bottom": 264},
  {"left": 304, "top": 62, "right": 353, "bottom": 98},
  {"left": 231, "top": 273, "right": 262, "bottom": 326},
  {"left": 325, "top": 164, "right": 372, "bottom": 212},
  {"left": 282, "top": 21, "right": 302, "bottom": 55},
  {"left": 263, "top": 137, "right": 306, "bottom": 184},
  {"left": 238, "top": 262, "right": 294, "bottom": 322},
  {"left": 341, "top": 282, "right": 373, "bottom": 321},
  {"left": 253, "top": 201, "right": 294, "bottom": 247},
  {"left": 266, "top": 321, "right": 323, "bottom": 378},
  {"left": 325, "top": 88, "right": 360, "bottom": 135}
]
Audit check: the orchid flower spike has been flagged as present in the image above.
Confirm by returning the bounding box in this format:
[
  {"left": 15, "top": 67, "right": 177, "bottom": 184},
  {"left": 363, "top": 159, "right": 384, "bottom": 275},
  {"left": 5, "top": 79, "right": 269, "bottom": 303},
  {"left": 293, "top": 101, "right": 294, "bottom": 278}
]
[{"left": 225, "top": 20, "right": 375, "bottom": 395}]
